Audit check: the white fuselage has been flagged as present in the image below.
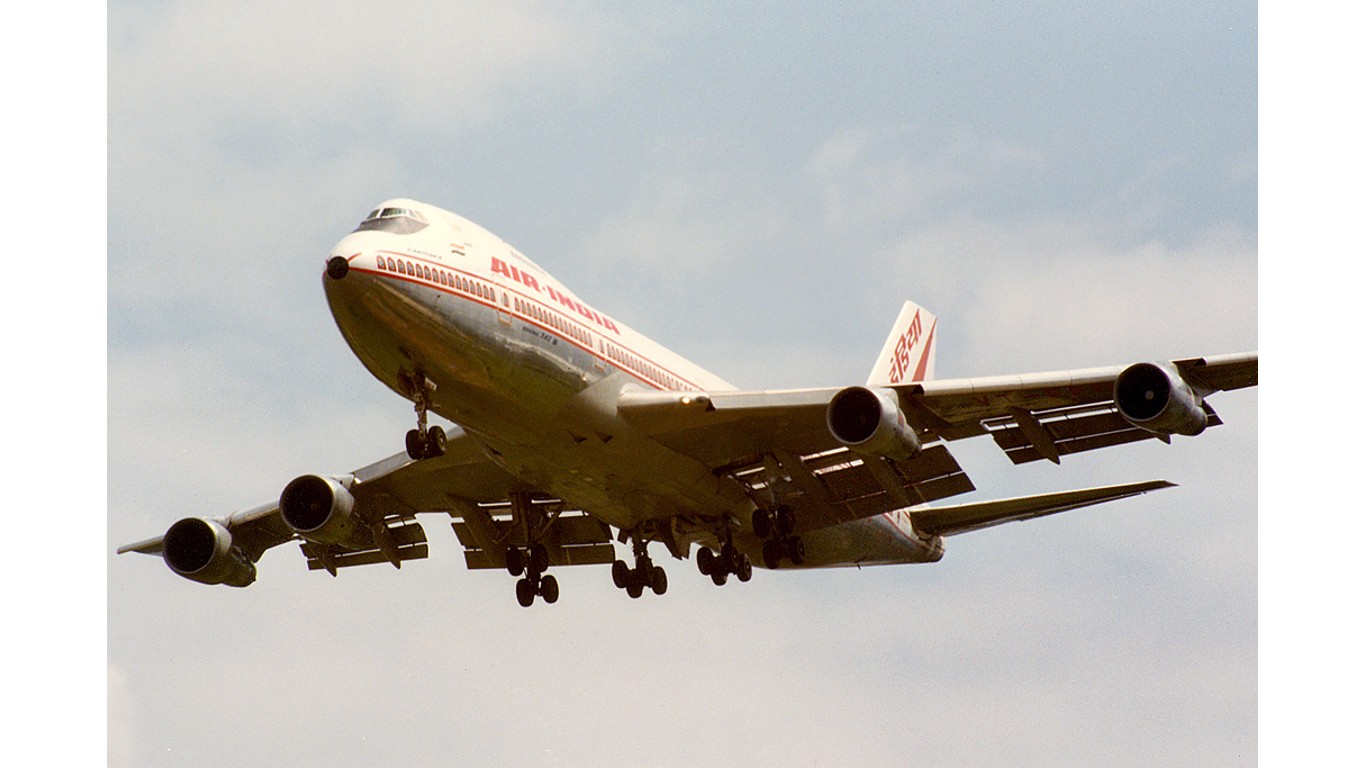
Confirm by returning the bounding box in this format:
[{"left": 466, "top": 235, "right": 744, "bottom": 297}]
[{"left": 323, "top": 199, "right": 940, "bottom": 567}]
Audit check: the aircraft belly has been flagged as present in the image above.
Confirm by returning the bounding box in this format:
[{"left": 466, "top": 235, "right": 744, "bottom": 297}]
[
  {"left": 470, "top": 391, "right": 750, "bottom": 530},
  {"left": 763, "top": 515, "right": 943, "bottom": 568}
]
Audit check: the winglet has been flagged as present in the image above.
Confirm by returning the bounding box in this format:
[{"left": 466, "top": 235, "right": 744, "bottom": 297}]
[{"left": 866, "top": 300, "right": 938, "bottom": 385}]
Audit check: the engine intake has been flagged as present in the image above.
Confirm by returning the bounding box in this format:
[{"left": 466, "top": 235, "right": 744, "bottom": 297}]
[
  {"left": 1114, "top": 362, "right": 1209, "bottom": 436},
  {"left": 826, "top": 386, "right": 923, "bottom": 460},
  {"left": 279, "top": 474, "right": 368, "bottom": 549},
  {"left": 161, "top": 517, "right": 257, "bottom": 587}
]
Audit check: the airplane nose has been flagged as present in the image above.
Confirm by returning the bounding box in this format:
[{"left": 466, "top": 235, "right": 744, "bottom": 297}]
[{"left": 327, "top": 256, "right": 350, "bottom": 280}]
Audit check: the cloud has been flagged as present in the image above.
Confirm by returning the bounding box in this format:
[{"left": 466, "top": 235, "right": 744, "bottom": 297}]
[
  {"left": 110, "top": 1, "right": 627, "bottom": 138},
  {"left": 569, "top": 124, "right": 1253, "bottom": 388}
]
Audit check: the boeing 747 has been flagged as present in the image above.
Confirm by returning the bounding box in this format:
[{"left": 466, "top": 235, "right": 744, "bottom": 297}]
[{"left": 119, "top": 199, "right": 1258, "bottom": 607}]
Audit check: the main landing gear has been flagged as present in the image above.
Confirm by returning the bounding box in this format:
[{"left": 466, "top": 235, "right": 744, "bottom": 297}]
[
  {"left": 696, "top": 541, "right": 753, "bottom": 586},
  {"left": 752, "top": 505, "right": 805, "bottom": 569},
  {"left": 401, "top": 372, "right": 446, "bottom": 460},
  {"left": 612, "top": 531, "right": 668, "bottom": 599},
  {"left": 506, "top": 543, "right": 558, "bottom": 607},
  {"left": 505, "top": 493, "right": 560, "bottom": 607}
]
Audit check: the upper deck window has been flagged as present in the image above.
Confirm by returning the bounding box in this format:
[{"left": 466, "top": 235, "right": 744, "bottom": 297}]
[{"left": 353, "top": 206, "right": 429, "bottom": 235}]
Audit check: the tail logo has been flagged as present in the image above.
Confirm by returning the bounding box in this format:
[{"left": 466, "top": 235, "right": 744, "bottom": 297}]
[{"left": 888, "top": 310, "right": 924, "bottom": 383}]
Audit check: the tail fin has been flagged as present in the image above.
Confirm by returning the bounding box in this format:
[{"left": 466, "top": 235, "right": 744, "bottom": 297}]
[{"left": 866, "top": 300, "right": 938, "bottom": 385}]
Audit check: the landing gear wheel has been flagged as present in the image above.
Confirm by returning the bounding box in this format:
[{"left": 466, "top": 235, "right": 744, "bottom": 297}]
[
  {"left": 786, "top": 536, "right": 806, "bottom": 566},
  {"left": 626, "top": 577, "right": 645, "bottom": 599},
  {"left": 612, "top": 559, "right": 630, "bottom": 589},
  {"left": 515, "top": 577, "right": 536, "bottom": 607},
  {"left": 650, "top": 565, "right": 668, "bottom": 595},
  {"left": 752, "top": 509, "right": 772, "bottom": 540},
  {"left": 696, "top": 548, "right": 715, "bottom": 576},
  {"left": 506, "top": 547, "right": 526, "bottom": 577},
  {"left": 540, "top": 574, "right": 559, "bottom": 604},
  {"left": 776, "top": 505, "right": 796, "bottom": 536},
  {"left": 710, "top": 569, "right": 729, "bottom": 587},
  {"left": 736, "top": 556, "right": 753, "bottom": 582},
  {"left": 425, "top": 426, "right": 447, "bottom": 458},
  {"left": 405, "top": 429, "right": 425, "bottom": 460},
  {"left": 529, "top": 543, "right": 550, "bottom": 574}
]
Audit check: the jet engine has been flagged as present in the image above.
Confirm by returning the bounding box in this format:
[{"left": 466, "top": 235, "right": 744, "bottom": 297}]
[
  {"left": 826, "top": 386, "right": 923, "bottom": 460},
  {"left": 279, "top": 474, "right": 370, "bottom": 549},
  {"left": 1114, "top": 362, "right": 1209, "bottom": 436},
  {"left": 161, "top": 517, "right": 257, "bottom": 587}
]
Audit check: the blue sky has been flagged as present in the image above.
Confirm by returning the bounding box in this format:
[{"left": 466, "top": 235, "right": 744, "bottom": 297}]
[{"left": 95, "top": 2, "right": 1274, "bottom": 765}]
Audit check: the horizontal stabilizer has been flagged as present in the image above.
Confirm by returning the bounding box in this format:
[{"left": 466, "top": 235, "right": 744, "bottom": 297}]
[{"left": 910, "top": 479, "right": 1175, "bottom": 537}]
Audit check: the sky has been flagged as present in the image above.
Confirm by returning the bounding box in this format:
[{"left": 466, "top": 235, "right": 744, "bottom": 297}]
[{"left": 87, "top": 1, "right": 1281, "bottom": 764}]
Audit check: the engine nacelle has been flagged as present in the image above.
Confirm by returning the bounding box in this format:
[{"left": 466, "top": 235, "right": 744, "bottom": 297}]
[
  {"left": 279, "top": 474, "right": 368, "bottom": 549},
  {"left": 161, "top": 517, "right": 257, "bottom": 587},
  {"left": 1114, "top": 362, "right": 1209, "bottom": 436},
  {"left": 826, "top": 386, "right": 923, "bottom": 461}
]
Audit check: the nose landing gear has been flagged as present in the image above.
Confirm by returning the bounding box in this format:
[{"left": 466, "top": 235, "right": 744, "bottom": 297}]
[{"left": 400, "top": 371, "right": 446, "bottom": 460}]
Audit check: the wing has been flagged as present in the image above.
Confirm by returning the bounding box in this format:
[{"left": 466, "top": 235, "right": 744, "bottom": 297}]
[
  {"left": 903, "top": 352, "right": 1258, "bottom": 463},
  {"left": 618, "top": 351, "right": 1255, "bottom": 532},
  {"left": 117, "top": 426, "right": 614, "bottom": 585}
]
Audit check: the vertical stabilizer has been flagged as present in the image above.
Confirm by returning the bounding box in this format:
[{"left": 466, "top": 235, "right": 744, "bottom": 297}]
[{"left": 866, "top": 300, "right": 938, "bottom": 385}]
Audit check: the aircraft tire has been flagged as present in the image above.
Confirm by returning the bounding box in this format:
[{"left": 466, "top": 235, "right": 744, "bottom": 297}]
[
  {"left": 425, "top": 426, "right": 447, "bottom": 458},
  {"left": 515, "top": 577, "right": 536, "bottom": 607},
  {"left": 405, "top": 429, "right": 425, "bottom": 460},
  {"left": 710, "top": 569, "right": 728, "bottom": 587},
  {"left": 540, "top": 574, "right": 559, "bottom": 604},
  {"left": 530, "top": 543, "right": 550, "bottom": 574},
  {"left": 612, "top": 559, "right": 630, "bottom": 588},
  {"left": 736, "top": 556, "right": 753, "bottom": 582},
  {"left": 650, "top": 565, "right": 668, "bottom": 595},
  {"left": 752, "top": 509, "right": 772, "bottom": 539},
  {"left": 776, "top": 505, "right": 796, "bottom": 536},
  {"left": 721, "top": 543, "right": 741, "bottom": 573},
  {"left": 506, "top": 547, "right": 526, "bottom": 577},
  {"left": 696, "top": 548, "right": 715, "bottom": 576}
]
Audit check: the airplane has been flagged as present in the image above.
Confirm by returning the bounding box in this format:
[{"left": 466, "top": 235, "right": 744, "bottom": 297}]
[{"left": 118, "top": 198, "right": 1258, "bottom": 607}]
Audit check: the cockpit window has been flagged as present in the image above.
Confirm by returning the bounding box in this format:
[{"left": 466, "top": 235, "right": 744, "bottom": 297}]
[{"left": 353, "top": 206, "right": 429, "bottom": 235}]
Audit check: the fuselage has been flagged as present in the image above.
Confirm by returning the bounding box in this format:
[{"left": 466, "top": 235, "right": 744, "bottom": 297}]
[{"left": 323, "top": 199, "right": 940, "bottom": 566}]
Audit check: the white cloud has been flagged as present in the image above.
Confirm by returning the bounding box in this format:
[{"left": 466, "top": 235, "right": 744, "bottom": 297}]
[{"left": 110, "top": 1, "right": 626, "bottom": 138}]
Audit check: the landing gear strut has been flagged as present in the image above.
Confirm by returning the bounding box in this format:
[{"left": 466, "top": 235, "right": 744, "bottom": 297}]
[
  {"left": 612, "top": 530, "right": 667, "bottom": 599},
  {"left": 753, "top": 505, "right": 804, "bottom": 569},
  {"left": 401, "top": 371, "right": 446, "bottom": 460}
]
